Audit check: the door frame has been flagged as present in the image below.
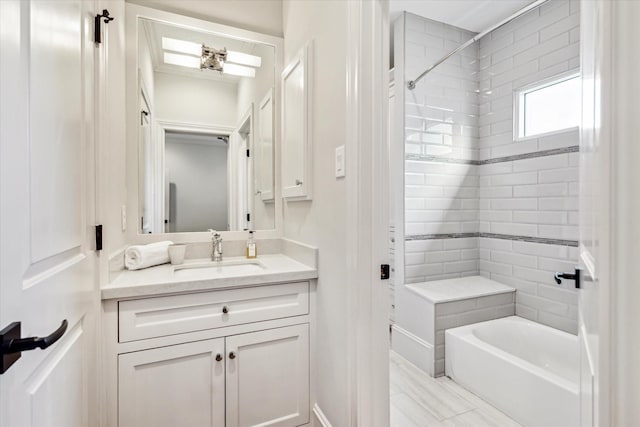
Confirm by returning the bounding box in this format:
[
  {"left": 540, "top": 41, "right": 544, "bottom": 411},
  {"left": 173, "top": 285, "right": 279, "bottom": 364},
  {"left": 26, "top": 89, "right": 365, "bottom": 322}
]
[
  {"left": 581, "top": 1, "right": 640, "bottom": 425},
  {"left": 345, "top": 0, "right": 390, "bottom": 425},
  {"left": 152, "top": 120, "right": 235, "bottom": 233}
]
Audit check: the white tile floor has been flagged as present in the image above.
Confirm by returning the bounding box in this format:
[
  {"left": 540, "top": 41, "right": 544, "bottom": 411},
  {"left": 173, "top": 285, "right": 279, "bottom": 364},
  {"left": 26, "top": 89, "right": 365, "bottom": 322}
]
[{"left": 390, "top": 351, "right": 521, "bottom": 427}]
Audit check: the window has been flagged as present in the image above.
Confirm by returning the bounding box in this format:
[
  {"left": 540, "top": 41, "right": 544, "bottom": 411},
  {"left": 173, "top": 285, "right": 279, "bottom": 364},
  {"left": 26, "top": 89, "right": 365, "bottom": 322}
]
[{"left": 515, "top": 73, "right": 580, "bottom": 140}]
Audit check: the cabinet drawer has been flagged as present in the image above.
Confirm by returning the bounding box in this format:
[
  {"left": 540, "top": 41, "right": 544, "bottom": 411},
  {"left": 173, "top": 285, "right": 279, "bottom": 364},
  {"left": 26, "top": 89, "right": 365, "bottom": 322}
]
[{"left": 118, "top": 282, "right": 309, "bottom": 342}]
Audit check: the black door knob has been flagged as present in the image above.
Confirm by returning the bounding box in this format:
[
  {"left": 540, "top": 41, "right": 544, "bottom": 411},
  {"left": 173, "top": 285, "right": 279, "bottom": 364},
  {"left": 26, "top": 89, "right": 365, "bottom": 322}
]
[{"left": 1, "top": 319, "right": 68, "bottom": 374}]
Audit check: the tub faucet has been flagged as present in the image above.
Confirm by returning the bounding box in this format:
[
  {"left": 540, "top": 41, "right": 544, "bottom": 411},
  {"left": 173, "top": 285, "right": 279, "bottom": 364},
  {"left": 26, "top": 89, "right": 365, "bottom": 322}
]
[{"left": 208, "top": 229, "right": 223, "bottom": 262}]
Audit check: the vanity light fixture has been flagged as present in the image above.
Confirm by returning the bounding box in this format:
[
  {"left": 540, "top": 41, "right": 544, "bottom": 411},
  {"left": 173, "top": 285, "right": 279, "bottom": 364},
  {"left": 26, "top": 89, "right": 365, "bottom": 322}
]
[
  {"left": 161, "top": 37, "right": 261, "bottom": 78},
  {"left": 163, "top": 52, "right": 201, "bottom": 69}
]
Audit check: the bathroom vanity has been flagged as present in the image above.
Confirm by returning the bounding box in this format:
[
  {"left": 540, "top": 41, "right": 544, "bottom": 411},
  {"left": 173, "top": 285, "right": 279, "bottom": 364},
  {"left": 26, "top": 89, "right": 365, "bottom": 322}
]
[
  {"left": 105, "top": 3, "right": 321, "bottom": 425},
  {"left": 102, "top": 250, "right": 317, "bottom": 427}
]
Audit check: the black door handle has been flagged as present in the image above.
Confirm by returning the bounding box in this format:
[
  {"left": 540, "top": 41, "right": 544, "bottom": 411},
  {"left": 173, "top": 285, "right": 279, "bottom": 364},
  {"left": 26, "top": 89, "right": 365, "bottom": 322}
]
[
  {"left": 1, "top": 319, "right": 68, "bottom": 374},
  {"left": 554, "top": 268, "right": 582, "bottom": 289}
]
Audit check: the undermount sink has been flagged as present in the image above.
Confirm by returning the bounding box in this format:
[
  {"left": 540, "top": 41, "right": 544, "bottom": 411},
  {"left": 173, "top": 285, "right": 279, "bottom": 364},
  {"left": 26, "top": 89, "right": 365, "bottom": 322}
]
[{"left": 173, "top": 259, "right": 266, "bottom": 279}]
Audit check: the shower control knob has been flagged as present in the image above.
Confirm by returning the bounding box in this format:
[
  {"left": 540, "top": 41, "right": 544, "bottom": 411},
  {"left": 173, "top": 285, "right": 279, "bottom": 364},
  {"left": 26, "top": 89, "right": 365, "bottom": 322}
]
[{"left": 229, "top": 351, "right": 236, "bottom": 360}]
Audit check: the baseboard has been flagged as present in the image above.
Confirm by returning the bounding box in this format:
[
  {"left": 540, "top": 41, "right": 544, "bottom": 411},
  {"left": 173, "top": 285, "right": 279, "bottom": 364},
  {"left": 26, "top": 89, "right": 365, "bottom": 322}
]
[
  {"left": 391, "top": 324, "right": 434, "bottom": 376},
  {"left": 312, "top": 404, "right": 332, "bottom": 427}
]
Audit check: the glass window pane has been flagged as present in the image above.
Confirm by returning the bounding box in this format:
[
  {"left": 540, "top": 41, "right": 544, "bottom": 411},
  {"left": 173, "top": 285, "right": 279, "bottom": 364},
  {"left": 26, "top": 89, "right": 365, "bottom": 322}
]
[{"left": 523, "top": 76, "right": 580, "bottom": 137}]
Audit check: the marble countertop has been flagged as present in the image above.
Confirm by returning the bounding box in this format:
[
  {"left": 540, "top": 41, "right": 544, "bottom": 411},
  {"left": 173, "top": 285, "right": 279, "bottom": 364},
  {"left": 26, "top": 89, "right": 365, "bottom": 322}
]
[{"left": 102, "top": 254, "right": 317, "bottom": 300}]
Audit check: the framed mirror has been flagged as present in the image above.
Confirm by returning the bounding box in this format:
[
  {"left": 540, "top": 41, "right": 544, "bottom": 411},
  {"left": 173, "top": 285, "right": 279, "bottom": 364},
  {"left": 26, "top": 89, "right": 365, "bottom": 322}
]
[{"left": 127, "top": 4, "right": 282, "bottom": 236}]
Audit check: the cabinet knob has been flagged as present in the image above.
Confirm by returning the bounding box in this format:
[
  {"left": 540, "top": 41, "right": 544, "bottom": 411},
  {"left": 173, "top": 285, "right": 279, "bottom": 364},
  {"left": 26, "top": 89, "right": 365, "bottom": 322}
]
[
  {"left": 295, "top": 179, "right": 303, "bottom": 186},
  {"left": 229, "top": 351, "right": 236, "bottom": 360},
  {"left": 215, "top": 353, "right": 222, "bottom": 362},
  {"left": 222, "top": 306, "right": 229, "bottom": 314}
]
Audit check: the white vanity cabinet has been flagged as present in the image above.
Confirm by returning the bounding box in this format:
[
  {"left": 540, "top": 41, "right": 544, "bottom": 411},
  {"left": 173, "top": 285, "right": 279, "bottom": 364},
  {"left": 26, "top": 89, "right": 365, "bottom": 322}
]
[
  {"left": 226, "top": 324, "right": 309, "bottom": 427},
  {"left": 103, "top": 281, "right": 313, "bottom": 427},
  {"left": 119, "top": 338, "right": 226, "bottom": 427}
]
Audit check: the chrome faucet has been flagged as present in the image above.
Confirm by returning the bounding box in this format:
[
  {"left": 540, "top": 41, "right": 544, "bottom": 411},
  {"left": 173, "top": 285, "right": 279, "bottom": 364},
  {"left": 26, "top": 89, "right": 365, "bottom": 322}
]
[{"left": 208, "top": 229, "right": 223, "bottom": 262}]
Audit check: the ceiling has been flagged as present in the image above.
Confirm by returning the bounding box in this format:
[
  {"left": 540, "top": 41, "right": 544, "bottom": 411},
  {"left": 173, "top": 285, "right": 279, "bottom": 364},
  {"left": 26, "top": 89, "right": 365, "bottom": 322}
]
[{"left": 389, "top": 0, "right": 535, "bottom": 32}]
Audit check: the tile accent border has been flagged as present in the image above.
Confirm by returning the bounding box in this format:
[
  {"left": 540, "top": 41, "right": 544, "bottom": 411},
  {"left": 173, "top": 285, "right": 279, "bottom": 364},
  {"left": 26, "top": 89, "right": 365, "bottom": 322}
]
[
  {"left": 406, "top": 146, "right": 579, "bottom": 165},
  {"left": 406, "top": 232, "right": 578, "bottom": 247},
  {"left": 406, "top": 233, "right": 478, "bottom": 241}
]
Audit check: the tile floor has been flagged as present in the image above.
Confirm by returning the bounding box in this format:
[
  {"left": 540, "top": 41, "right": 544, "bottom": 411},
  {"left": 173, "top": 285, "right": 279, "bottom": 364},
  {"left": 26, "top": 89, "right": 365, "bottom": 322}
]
[{"left": 390, "top": 351, "right": 521, "bottom": 426}]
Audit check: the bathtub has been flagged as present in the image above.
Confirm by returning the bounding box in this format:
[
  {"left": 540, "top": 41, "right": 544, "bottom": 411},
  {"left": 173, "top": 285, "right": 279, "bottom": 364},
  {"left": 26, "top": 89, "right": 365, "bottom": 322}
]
[{"left": 446, "top": 316, "right": 579, "bottom": 427}]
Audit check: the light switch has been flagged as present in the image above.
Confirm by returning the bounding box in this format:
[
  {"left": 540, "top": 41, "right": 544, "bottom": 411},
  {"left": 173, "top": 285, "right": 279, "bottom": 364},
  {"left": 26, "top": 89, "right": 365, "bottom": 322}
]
[
  {"left": 121, "top": 205, "right": 127, "bottom": 232},
  {"left": 335, "top": 145, "right": 345, "bottom": 178}
]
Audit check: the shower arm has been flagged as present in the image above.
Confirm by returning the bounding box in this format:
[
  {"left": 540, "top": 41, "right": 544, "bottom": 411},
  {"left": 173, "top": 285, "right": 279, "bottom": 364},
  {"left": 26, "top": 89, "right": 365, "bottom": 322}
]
[{"left": 407, "top": 0, "right": 550, "bottom": 90}]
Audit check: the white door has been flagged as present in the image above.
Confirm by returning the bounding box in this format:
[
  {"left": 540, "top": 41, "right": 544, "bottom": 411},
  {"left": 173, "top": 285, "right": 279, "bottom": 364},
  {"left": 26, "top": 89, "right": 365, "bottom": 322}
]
[
  {"left": 225, "top": 324, "right": 309, "bottom": 427},
  {"left": 0, "top": 1, "right": 99, "bottom": 426},
  {"left": 118, "top": 339, "right": 226, "bottom": 427},
  {"left": 578, "top": 3, "right": 600, "bottom": 424}
]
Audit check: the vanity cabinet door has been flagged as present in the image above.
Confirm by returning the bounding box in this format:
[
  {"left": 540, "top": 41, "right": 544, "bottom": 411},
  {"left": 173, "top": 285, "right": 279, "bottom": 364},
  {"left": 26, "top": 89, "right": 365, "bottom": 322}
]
[
  {"left": 226, "top": 324, "right": 310, "bottom": 427},
  {"left": 119, "top": 338, "right": 225, "bottom": 427}
]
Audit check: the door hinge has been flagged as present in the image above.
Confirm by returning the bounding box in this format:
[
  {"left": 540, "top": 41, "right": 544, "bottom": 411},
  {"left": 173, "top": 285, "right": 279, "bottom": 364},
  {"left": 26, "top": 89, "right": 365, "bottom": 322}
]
[
  {"left": 95, "top": 225, "right": 103, "bottom": 251},
  {"left": 381, "top": 264, "right": 390, "bottom": 280},
  {"left": 94, "top": 9, "right": 115, "bottom": 44}
]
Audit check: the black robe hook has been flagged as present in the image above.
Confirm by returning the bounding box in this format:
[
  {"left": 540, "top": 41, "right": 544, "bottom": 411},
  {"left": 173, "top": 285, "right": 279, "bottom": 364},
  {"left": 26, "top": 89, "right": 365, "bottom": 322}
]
[{"left": 94, "top": 9, "right": 115, "bottom": 44}]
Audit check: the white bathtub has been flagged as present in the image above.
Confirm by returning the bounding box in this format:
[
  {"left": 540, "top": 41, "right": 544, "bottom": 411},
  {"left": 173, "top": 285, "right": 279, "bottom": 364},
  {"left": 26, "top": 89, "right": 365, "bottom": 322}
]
[{"left": 446, "top": 316, "right": 579, "bottom": 427}]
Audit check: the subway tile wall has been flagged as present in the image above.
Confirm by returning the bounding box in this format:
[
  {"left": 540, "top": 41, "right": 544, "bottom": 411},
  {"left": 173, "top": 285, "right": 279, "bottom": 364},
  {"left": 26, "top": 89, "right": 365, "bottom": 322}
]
[
  {"left": 402, "top": 0, "right": 581, "bottom": 334},
  {"left": 477, "top": 0, "right": 580, "bottom": 334},
  {"left": 403, "top": 13, "right": 481, "bottom": 283}
]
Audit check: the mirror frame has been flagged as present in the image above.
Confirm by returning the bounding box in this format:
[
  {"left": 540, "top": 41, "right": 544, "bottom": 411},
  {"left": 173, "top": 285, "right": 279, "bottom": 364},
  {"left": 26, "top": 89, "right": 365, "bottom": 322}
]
[{"left": 125, "top": 3, "right": 284, "bottom": 243}]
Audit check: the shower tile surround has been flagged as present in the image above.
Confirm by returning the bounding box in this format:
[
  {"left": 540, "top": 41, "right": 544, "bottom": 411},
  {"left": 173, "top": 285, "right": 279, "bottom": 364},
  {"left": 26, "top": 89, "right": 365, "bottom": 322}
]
[{"left": 401, "top": 0, "right": 580, "bottom": 334}]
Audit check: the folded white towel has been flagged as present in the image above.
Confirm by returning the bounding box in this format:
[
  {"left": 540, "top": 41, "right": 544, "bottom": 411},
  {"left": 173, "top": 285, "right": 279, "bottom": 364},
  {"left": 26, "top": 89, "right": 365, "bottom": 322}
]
[{"left": 125, "top": 241, "right": 173, "bottom": 270}]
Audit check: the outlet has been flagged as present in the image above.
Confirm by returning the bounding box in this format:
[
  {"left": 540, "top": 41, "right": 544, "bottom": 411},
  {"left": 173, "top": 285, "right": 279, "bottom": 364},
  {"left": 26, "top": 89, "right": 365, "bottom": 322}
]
[{"left": 121, "top": 205, "right": 127, "bottom": 232}]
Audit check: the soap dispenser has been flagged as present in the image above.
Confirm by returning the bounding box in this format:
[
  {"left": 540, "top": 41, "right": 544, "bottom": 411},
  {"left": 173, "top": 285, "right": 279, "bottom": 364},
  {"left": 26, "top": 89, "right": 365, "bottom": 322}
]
[{"left": 246, "top": 231, "right": 257, "bottom": 259}]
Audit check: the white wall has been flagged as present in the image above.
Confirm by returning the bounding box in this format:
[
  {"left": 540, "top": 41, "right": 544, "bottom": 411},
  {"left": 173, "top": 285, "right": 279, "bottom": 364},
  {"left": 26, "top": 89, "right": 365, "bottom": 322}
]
[
  {"left": 236, "top": 44, "right": 275, "bottom": 121},
  {"left": 165, "top": 134, "right": 228, "bottom": 232},
  {"left": 138, "top": 26, "right": 155, "bottom": 107},
  {"left": 282, "top": 1, "right": 349, "bottom": 425},
  {"left": 400, "top": 13, "right": 481, "bottom": 289},
  {"left": 154, "top": 72, "right": 238, "bottom": 126},
  {"left": 125, "top": 0, "right": 283, "bottom": 37}
]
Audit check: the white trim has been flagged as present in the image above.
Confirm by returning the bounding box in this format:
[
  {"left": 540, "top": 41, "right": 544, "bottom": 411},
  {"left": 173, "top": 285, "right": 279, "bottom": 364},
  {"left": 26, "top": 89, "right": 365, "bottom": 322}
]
[
  {"left": 587, "top": 2, "right": 640, "bottom": 425},
  {"left": 312, "top": 404, "right": 333, "bottom": 427},
  {"left": 154, "top": 119, "right": 235, "bottom": 135},
  {"left": 153, "top": 120, "right": 235, "bottom": 234},
  {"left": 234, "top": 105, "right": 254, "bottom": 231},
  {"left": 125, "top": 3, "right": 284, "bottom": 243},
  {"left": 391, "top": 325, "right": 434, "bottom": 377},
  {"left": 346, "top": 1, "right": 390, "bottom": 426}
]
